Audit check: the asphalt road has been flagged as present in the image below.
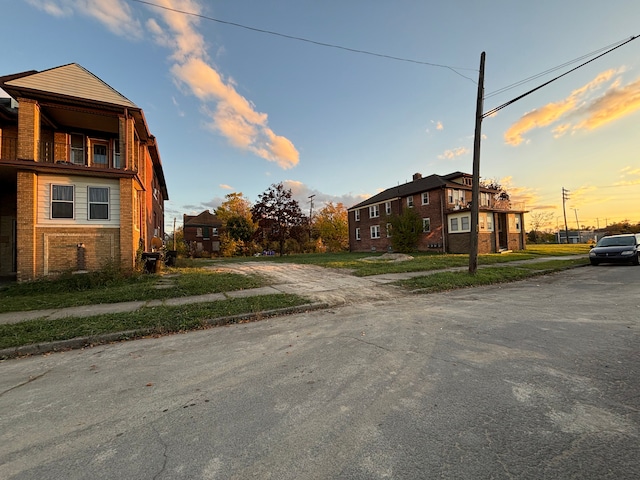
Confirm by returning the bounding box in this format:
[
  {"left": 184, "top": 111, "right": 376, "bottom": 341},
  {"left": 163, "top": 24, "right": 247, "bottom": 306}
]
[{"left": 1, "top": 264, "right": 639, "bottom": 479}]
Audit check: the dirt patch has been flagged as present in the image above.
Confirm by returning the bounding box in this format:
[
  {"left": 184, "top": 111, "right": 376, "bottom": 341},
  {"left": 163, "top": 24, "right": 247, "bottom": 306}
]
[{"left": 360, "top": 253, "right": 414, "bottom": 263}]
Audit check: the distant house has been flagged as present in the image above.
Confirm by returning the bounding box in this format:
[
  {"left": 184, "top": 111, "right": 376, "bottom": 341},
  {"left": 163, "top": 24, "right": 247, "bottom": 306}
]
[
  {"left": 183, "top": 210, "right": 222, "bottom": 255},
  {"left": 348, "top": 171, "right": 527, "bottom": 254},
  {"left": 0, "top": 63, "right": 168, "bottom": 281}
]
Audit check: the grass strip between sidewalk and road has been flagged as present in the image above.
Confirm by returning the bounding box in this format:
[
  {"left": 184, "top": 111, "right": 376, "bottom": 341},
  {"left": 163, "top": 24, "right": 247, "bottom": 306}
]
[
  {"left": 0, "top": 294, "right": 309, "bottom": 352},
  {"left": 395, "top": 258, "right": 589, "bottom": 293}
]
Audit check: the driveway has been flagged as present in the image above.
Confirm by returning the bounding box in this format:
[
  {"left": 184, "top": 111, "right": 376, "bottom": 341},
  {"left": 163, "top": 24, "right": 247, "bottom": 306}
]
[{"left": 1, "top": 264, "right": 638, "bottom": 479}]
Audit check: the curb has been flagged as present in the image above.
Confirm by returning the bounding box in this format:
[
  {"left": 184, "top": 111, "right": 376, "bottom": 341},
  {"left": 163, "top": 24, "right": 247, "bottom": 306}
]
[{"left": 0, "top": 302, "right": 329, "bottom": 360}]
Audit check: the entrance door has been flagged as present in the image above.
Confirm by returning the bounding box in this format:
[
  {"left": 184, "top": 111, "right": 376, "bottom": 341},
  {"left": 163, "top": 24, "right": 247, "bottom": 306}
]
[{"left": 497, "top": 213, "right": 508, "bottom": 250}]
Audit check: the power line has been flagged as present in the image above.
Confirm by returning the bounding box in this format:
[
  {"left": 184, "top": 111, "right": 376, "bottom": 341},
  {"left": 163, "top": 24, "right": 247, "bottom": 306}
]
[
  {"left": 485, "top": 37, "right": 631, "bottom": 99},
  {"left": 130, "top": 0, "right": 478, "bottom": 82},
  {"left": 482, "top": 35, "right": 640, "bottom": 118}
]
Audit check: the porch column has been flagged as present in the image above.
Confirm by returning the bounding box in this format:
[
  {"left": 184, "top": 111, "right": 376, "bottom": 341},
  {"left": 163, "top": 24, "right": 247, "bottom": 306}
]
[
  {"left": 16, "top": 171, "right": 37, "bottom": 281},
  {"left": 17, "top": 98, "right": 40, "bottom": 161}
]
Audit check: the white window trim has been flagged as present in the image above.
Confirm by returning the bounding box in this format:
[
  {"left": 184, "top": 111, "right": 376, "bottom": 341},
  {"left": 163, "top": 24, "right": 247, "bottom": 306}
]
[
  {"left": 355, "top": 227, "right": 361, "bottom": 240},
  {"left": 422, "top": 217, "right": 431, "bottom": 233},
  {"left": 370, "top": 225, "right": 381, "bottom": 239},
  {"left": 51, "top": 184, "right": 75, "bottom": 219},
  {"left": 369, "top": 205, "right": 380, "bottom": 218},
  {"left": 422, "top": 192, "right": 429, "bottom": 205},
  {"left": 449, "top": 213, "right": 471, "bottom": 233},
  {"left": 407, "top": 196, "right": 414, "bottom": 208},
  {"left": 385, "top": 201, "right": 392, "bottom": 215},
  {"left": 87, "top": 186, "right": 110, "bottom": 221},
  {"left": 354, "top": 210, "right": 360, "bottom": 222}
]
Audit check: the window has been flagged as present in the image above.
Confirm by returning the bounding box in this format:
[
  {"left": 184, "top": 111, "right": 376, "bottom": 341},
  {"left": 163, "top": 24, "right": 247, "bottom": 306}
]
[
  {"left": 422, "top": 192, "right": 429, "bottom": 205},
  {"left": 448, "top": 189, "right": 466, "bottom": 206},
  {"left": 386, "top": 223, "right": 392, "bottom": 237},
  {"left": 113, "top": 139, "right": 121, "bottom": 168},
  {"left": 407, "top": 196, "right": 414, "bottom": 208},
  {"left": 203, "top": 227, "right": 210, "bottom": 239},
  {"left": 196, "top": 227, "right": 203, "bottom": 237},
  {"left": 480, "top": 192, "right": 491, "bottom": 207},
  {"left": 91, "top": 140, "right": 109, "bottom": 167},
  {"left": 212, "top": 227, "right": 219, "bottom": 236},
  {"left": 370, "top": 225, "right": 381, "bottom": 239},
  {"left": 70, "top": 134, "right": 84, "bottom": 165},
  {"left": 450, "top": 218, "right": 459, "bottom": 231},
  {"left": 514, "top": 214, "right": 521, "bottom": 232},
  {"left": 422, "top": 218, "right": 431, "bottom": 233},
  {"left": 487, "top": 213, "right": 493, "bottom": 231},
  {"left": 369, "top": 205, "right": 380, "bottom": 218},
  {"left": 461, "top": 216, "right": 470, "bottom": 230},
  {"left": 385, "top": 201, "right": 392, "bottom": 215},
  {"left": 354, "top": 209, "right": 360, "bottom": 221},
  {"left": 88, "top": 187, "right": 109, "bottom": 220},
  {"left": 51, "top": 184, "right": 74, "bottom": 219},
  {"left": 355, "top": 228, "right": 361, "bottom": 240}
]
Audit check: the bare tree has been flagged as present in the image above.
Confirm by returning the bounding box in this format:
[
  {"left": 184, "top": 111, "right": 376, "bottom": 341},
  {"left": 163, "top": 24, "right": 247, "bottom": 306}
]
[{"left": 528, "top": 211, "right": 555, "bottom": 243}]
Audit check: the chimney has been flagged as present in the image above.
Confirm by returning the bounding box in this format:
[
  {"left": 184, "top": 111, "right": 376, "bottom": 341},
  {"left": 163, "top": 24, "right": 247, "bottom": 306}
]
[{"left": 413, "top": 173, "right": 422, "bottom": 181}]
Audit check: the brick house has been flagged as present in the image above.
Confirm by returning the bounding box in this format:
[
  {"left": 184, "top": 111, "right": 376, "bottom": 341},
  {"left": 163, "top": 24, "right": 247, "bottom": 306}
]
[
  {"left": 348, "top": 172, "right": 526, "bottom": 254},
  {"left": 0, "top": 63, "right": 168, "bottom": 281},
  {"left": 183, "top": 210, "right": 222, "bottom": 255}
]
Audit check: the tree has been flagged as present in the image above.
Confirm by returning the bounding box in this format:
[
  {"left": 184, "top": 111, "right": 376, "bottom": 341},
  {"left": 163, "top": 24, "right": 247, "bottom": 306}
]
[
  {"left": 527, "top": 210, "right": 555, "bottom": 243},
  {"left": 313, "top": 202, "right": 349, "bottom": 252},
  {"left": 215, "top": 193, "right": 256, "bottom": 256},
  {"left": 252, "top": 183, "right": 306, "bottom": 255},
  {"left": 386, "top": 208, "right": 423, "bottom": 253}
]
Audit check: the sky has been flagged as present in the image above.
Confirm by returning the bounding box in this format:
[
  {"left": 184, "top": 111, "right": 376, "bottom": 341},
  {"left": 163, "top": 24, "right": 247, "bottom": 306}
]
[{"left": 3, "top": 0, "right": 640, "bottom": 233}]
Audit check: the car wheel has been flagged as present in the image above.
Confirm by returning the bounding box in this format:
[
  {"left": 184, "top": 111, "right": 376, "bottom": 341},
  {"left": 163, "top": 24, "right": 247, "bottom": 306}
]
[
  {"left": 632, "top": 254, "right": 639, "bottom": 266},
  {"left": 590, "top": 260, "right": 599, "bottom": 266}
]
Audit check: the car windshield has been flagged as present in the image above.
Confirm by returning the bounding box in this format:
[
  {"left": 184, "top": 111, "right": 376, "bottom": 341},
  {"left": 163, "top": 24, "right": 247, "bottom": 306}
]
[{"left": 597, "top": 236, "right": 634, "bottom": 247}]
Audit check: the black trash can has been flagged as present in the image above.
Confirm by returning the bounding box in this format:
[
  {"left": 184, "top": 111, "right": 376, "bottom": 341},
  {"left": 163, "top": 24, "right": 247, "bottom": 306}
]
[
  {"left": 141, "top": 252, "right": 161, "bottom": 273},
  {"left": 165, "top": 250, "right": 177, "bottom": 267}
]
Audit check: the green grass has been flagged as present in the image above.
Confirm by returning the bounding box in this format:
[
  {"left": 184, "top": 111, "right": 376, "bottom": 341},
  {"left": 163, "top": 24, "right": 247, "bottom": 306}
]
[
  {"left": 0, "top": 294, "right": 309, "bottom": 350},
  {"left": 396, "top": 258, "right": 588, "bottom": 293},
  {"left": 517, "top": 243, "right": 591, "bottom": 255},
  {"left": 0, "top": 268, "right": 265, "bottom": 313}
]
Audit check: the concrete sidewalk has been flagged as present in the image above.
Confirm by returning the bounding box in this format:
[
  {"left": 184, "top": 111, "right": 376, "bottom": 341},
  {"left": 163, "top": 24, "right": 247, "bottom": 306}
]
[{"left": 0, "top": 255, "right": 587, "bottom": 326}]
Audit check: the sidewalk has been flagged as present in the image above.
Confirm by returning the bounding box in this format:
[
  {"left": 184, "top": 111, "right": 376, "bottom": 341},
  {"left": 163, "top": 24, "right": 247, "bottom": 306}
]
[{"left": 0, "top": 255, "right": 587, "bottom": 326}]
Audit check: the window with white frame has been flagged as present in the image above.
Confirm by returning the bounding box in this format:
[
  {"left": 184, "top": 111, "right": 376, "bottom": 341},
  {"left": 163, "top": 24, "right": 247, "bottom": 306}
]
[
  {"left": 461, "top": 216, "right": 470, "bottom": 230},
  {"left": 450, "top": 218, "right": 459, "bottom": 231},
  {"left": 51, "top": 184, "right": 74, "bottom": 219},
  {"left": 196, "top": 227, "right": 203, "bottom": 237},
  {"left": 448, "top": 188, "right": 466, "bottom": 206},
  {"left": 480, "top": 192, "right": 491, "bottom": 207},
  {"left": 407, "top": 196, "right": 414, "bottom": 208},
  {"left": 449, "top": 214, "right": 471, "bottom": 233},
  {"left": 355, "top": 228, "right": 361, "bottom": 240},
  {"left": 386, "top": 223, "right": 392, "bottom": 237},
  {"left": 370, "top": 225, "right": 381, "bottom": 239},
  {"left": 113, "top": 139, "right": 122, "bottom": 168},
  {"left": 385, "top": 201, "right": 391, "bottom": 215},
  {"left": 354, "top": 209, "right": 360, "bottom": 221},
  {"left": 422, "top": 218, "right": 431, "bottom": 233},
  {"left": 422, "top": 192, "right": 429, "bottom": 205},
  {"left": 88, "top": 186, "right": 109, "bottom": 220},
  {"left": 487, "top": 213, "right": 493, "bottom": 231},
  {"left": 514, "top": 214, "right": 521, "bottom": 232},
  {"left": 369, "top": 205, "right": 380, "bottom": 218}
]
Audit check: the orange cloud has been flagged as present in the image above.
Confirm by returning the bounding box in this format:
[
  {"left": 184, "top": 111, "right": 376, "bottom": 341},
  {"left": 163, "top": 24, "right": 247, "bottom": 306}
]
[
  {"left": 503, "top": 69, "right": 635, "bottom": 146},
  {"left": 438, "top": 147, "right": 469, "bottom": 160}
]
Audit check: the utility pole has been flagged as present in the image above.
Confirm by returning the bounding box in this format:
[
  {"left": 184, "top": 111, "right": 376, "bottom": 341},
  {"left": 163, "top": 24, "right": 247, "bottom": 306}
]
[
  {"left": 574, "top": 208, "right": 581, "bottom": 243},
  {"left": 173, "top": 217, "right": 176, "bottom": 250},
  {"left": 308, "top": 194, "right": 315, "bottom": 242},
  {"left": 562, "top": 187, "right": 570, "bottom": 244},
  {"left": 469, "top": 52, "right": 485, "bottom": 274}
]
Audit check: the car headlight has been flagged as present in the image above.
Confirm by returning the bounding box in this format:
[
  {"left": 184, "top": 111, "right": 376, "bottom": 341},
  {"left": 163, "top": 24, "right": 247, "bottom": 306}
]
[
  {"left": 589, "top": 251, "right": 596, "bottom": 257},
  {"left": 621, "top": 250, "right": 634, "bottom": 256}
]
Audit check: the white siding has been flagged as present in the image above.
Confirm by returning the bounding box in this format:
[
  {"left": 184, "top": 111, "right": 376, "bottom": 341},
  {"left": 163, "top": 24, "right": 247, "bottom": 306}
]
[{"left": 37, "top": 175, "right": 120, "bottom": 227}]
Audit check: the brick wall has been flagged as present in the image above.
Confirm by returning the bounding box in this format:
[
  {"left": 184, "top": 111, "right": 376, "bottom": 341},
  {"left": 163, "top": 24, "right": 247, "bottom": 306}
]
[
  {"left": 16, "top": 171, "right": 36, "bottom": 281},
  {"left": 17, "top": 98, "right": 39, "bottom": 161}
]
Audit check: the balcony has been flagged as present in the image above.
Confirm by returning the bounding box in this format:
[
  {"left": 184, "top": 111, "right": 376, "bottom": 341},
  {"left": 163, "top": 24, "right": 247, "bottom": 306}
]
[{"left": 0, "top": 138, "right": 124, "bottom": 170}]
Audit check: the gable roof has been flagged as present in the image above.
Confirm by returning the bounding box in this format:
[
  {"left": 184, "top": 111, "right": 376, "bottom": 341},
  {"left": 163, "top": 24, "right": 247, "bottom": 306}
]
[
  {"left": 184, "top": 211, "right": 222, "bottom": 227},
  {"left": 0, "top": 63, "right": 138, "bottom": 109}
]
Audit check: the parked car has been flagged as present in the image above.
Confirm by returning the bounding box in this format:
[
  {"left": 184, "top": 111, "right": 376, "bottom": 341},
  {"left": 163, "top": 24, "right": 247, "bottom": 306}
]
[{"left": 589, "top": 233, "right": 640, "bottom": 266}]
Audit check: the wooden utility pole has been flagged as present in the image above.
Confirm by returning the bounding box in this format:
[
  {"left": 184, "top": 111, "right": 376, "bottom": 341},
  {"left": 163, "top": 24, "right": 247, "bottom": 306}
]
[
  {"left": 562, "top": 188, "right": 570, "bottom": 244},
  {"left": 469, "top": 52, "right": 485, "bottom": 274}
]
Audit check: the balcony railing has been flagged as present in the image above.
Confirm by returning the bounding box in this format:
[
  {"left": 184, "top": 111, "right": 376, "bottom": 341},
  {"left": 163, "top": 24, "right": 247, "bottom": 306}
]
[{"left": 0, "top": 138, "right": 124, "bottom": 170}]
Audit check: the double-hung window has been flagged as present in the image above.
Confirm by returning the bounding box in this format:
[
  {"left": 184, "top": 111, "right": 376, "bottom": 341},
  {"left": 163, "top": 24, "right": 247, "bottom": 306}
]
[
  {"left": 70, "top": 134, "right": 85, "bottom": 165},
  {"left": 422, "top": 218, "right": 431, "bottom": 233},
  {"left": 369, "top": 205, "right": 380, "bottom": 218},
  {"left": 385, "top": 201, "right": 392, "bottom": 215},
  {"left": 370, "top": 225, "right": 381, "bottom": 239},
  {"left": 407, "top": 196, "right": 414, "bottom": 208},
  {"left": 91, "top": 139, "right": 109, "bottom": 167},
  {"left": 461, "top": 216, "right": 470, "bottom": 230},
  {"left": 355, "top": 228, "right": 361, "bottom": 240},
  {"left": 422, "top": 192, "right": 429, "bottom": 205},
  {"left": 386, "top": 223, "right": 392, "bottom": 237},
  {"left": 354, "top": 210, "right": 360, "bottom": 221},
  {"left": 88, "top": 186, "right": 109, "bottom": 220},
  {"left": 51, "top": 185, "right": 74, "bottom": 219},
  {"left": 450, "top": 218, "right": 459, "bottom": 232}
]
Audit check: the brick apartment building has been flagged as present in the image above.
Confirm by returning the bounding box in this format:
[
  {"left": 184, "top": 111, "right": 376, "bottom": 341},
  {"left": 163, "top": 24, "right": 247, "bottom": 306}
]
[
  {"left": 348, "top": 171, "right": 526, "bottom": 254},
  {"left": 0, "top": 63, "right": 168, "bottom": 281},
  {"left": 183, "top": 210, "right": 222, "bottom": 255}
]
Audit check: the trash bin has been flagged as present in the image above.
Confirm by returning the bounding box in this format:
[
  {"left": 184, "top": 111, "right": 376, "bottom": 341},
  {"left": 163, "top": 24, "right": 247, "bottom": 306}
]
[
  {"left": 141, "top": 252, "right": 161, "bottom": 273},
  {"left": 165, "top": 250, "right": 177, "bottom": 267}
]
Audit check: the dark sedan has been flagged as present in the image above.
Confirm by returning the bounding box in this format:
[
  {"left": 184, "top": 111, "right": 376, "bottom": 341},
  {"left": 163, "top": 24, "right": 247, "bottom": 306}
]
[{"left": 589, "top": 233, "right": 640, "bottom": 265}]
